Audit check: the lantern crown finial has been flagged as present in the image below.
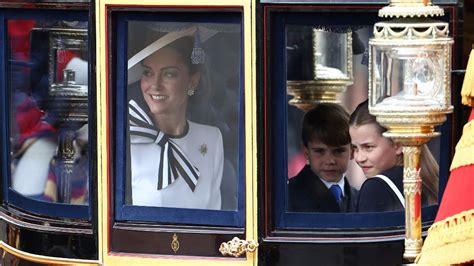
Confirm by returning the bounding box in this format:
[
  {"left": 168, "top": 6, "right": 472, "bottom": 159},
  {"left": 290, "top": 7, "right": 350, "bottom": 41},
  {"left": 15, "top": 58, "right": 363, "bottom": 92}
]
[{"left": 379, "top": 0, "right": 444, "bottom": 18}]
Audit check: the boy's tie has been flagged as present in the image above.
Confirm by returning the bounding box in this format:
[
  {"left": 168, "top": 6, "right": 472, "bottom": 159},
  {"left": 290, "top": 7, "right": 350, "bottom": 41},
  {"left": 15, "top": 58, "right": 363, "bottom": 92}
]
[{"left": 330, "top": 185, "right": 342, "bottom": 203}]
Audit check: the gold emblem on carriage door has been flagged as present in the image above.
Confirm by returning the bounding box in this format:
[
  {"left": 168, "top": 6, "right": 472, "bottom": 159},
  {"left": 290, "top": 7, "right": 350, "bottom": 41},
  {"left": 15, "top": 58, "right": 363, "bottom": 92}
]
[
  {"left": 199, "top": 143, "right": 208, "bottom": 156},
  {"left": 171, "top": 233, "right": 180, "bottom": 253}
]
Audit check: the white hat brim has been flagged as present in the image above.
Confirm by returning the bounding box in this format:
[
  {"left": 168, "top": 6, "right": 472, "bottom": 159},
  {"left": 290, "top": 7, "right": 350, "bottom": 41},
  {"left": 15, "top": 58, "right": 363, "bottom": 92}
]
[{"left": 127, "top": 25, "right": 218, "bottom": 85}]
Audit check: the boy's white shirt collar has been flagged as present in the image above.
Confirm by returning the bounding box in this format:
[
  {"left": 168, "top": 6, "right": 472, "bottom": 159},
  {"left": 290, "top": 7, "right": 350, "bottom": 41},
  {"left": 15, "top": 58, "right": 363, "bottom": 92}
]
[{"left": 319, "top": 175, "right": 345, "bottom": 197}]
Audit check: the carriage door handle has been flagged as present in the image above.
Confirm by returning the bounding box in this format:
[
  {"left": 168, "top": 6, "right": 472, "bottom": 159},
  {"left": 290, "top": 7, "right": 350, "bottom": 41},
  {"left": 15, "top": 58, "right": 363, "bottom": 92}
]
[{"left": 219, "top": 237, "right": 259, "bottom": 257}]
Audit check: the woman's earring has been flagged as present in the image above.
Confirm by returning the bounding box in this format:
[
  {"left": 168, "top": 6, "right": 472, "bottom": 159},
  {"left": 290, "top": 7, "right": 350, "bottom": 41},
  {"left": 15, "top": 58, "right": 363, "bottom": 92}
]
[{"left": 187, "top": 87, "right": 195, "bottom": 96}]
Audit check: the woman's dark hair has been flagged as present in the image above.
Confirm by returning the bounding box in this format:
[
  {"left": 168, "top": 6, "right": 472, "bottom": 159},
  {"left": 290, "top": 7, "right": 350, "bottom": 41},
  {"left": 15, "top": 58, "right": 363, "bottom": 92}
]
[{"left": 301, "top": 103, "right": 351, "bottom": 147}]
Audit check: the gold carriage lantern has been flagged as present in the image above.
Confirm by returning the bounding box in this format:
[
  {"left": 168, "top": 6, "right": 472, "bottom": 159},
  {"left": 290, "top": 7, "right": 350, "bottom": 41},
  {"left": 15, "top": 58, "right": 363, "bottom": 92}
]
[
  {"left": 368, "top": 0, "right": 453, "bottom": 263},
  {"left": 48, "top": 28, "right": 89, "bottom": 204},
  {"left": 287, "top": 28, "right": 353, "bottom": 111}
]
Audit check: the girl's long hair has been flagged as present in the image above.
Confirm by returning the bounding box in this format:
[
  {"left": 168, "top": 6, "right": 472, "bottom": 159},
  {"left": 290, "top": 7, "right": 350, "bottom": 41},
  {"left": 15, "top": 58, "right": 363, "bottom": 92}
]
[{"left": 349, "top": 100, "right": 439, "bottom": 205}]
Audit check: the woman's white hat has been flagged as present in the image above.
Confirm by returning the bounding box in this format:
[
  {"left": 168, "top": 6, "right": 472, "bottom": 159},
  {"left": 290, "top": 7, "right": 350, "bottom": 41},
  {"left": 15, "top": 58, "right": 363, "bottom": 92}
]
[{"left": 127, "top": 23, "right": 220, "bottom": 85}]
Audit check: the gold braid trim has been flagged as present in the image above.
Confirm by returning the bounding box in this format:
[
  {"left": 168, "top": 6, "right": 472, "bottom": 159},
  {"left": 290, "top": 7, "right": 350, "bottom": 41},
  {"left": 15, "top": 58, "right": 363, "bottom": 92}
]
[
  {"left": 464, "top": 93, "right": 474, "bottom": 107},
  {"left": 417, "top": 49, "right": 474, "bottom": 266},
  {"left": 450, "top": 119, "right": 474, "bottom": 170},
  {"left": 462, "top": 49, "right": 474, "bottom": 106},
  {"left": 416, "top": 209, "right": 474, "bottom": 265}
]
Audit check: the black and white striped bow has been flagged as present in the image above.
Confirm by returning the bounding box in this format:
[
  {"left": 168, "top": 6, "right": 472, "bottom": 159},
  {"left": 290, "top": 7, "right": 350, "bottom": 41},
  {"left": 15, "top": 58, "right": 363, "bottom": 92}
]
[{"left": 128, "top": 100, "right": 199, "bottom": 191}]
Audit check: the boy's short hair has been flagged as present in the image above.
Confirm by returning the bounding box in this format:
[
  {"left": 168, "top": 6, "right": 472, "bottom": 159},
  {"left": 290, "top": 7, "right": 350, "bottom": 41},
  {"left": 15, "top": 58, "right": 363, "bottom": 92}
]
[{"left": 301, "top": 103, "right": 350, "bottom": 147}]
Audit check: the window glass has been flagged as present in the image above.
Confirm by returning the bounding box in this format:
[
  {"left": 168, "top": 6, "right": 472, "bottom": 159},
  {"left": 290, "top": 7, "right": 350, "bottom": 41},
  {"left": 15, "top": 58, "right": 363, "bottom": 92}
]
[
  {"left": 8, "top": 20, "right": 89, "bottom": 205},
  {"left": 126, "top": 20, "right": 240, "bottom": 211},
  {"left": 114, "top": 12, "right": 244, "bottom": 226}
]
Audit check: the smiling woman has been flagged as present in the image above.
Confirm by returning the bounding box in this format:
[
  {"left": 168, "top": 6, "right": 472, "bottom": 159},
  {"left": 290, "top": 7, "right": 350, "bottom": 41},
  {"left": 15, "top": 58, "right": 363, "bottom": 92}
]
[
  {"left": 139, "top": 40, "right": 200, "bottom": 135},
  {"left": 126, "top": 22, "right": 228, "bottom": 210}
]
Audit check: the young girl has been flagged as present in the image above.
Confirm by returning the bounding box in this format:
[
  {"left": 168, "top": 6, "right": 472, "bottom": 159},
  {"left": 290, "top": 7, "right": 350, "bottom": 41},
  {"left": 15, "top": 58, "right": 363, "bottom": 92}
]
[{"left": 349, "top": 100, "right": 438, "bottom": 212}]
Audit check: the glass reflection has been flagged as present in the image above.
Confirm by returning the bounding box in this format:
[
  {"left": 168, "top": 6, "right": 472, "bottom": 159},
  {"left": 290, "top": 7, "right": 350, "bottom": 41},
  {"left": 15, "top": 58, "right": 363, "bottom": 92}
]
[
  {"left": 313, "top": 29, "right": 351, "bottom": 80},
  {"left": 9, "top": 20, "right": 89, "bottom": 205},
  {"left": 373, "top": 46, "right": 445, "bottom": 108}
]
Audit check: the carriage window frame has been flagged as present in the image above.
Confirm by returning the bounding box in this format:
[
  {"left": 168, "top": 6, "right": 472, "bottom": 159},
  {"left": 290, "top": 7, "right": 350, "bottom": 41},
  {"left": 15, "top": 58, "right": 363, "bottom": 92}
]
[
  {"left": 1, "top": 9, "right": 91, "bottom": 220},
  {"left": 112, "top": 10, "right": 246, "bottom": 227},
  {"left": 264, "top": 7, "right": 453, "bottom": 235}
]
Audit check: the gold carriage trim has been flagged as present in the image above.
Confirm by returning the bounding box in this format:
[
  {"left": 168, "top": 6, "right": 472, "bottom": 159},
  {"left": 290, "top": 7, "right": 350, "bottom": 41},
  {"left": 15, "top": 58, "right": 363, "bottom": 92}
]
[
  {"left": 0, "top": 241, "right": 99, "bottom": 265},
  {"left": 416, "top": 209, "right": 474, "bottom": 265}
]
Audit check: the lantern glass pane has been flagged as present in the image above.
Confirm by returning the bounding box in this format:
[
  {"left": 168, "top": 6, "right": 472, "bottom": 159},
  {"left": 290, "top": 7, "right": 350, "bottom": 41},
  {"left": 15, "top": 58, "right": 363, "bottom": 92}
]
[{"left": 372, "top": 45, "right": 447, "bottom": 109}]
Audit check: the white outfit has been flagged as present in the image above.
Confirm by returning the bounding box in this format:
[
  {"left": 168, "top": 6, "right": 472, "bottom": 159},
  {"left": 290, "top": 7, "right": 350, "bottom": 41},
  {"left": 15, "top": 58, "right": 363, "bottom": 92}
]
[
  {"left": 12, "top": 137, "right": 57, "bottom": 195},
  {"left": 131, "top": 120, "right": 223, "bottom": 210}
]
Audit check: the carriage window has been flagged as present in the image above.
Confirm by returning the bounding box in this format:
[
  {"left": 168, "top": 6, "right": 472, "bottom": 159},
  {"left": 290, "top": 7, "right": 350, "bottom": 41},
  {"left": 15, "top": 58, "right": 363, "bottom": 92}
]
[
  {"left": 114, "top": 12, "right": 244, "bottom": 226},
  {"left": 7, "top": 17, "right": 90, "bottom": 218},
  {"left": 267, "top": 10, "right": 450, "bottom": 231}
]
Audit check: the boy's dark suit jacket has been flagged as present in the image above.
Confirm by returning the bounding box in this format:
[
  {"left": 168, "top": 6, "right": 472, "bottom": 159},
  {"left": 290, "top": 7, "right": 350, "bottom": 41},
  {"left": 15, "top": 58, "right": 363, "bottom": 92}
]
[
  {"left": 356, "top": 166, "right": 404, "bottom": 212},
  {"left": 288, "top": 165, "right": 359, "bottom": 212}
]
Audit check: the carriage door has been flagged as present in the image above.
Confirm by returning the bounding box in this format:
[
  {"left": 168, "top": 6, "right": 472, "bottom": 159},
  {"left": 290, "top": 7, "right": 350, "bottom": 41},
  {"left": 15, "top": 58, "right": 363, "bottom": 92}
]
[{"left": 259, "top": 3, "right": 456, "bottom": 265}]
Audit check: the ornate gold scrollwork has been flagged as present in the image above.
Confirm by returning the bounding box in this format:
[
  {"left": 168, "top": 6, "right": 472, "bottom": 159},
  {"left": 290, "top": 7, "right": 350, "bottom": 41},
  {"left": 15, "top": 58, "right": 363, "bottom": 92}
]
[
  {"left": 219, "top": 237, "right": 259, "bottom": 257},
  {"left": 171, "top": 233, "right": 180, "bottom": 253}
]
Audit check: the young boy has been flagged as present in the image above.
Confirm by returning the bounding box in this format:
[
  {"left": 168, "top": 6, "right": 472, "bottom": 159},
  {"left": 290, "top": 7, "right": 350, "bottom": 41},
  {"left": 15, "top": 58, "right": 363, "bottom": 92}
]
[{"left": 288, "top": 103, "right": 358, "bottom": 212}]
